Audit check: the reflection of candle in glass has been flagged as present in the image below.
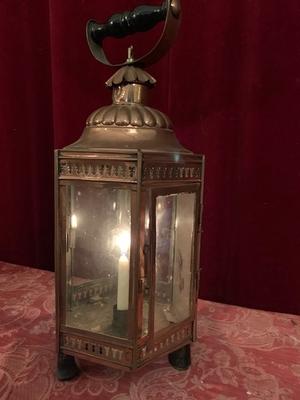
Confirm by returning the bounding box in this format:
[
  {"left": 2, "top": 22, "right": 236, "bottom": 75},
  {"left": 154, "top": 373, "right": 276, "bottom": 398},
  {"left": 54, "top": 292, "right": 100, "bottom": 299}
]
[
  {"left": 145, "top": 215, "right": 150, "bottom": 230},
  {"left": 117, "top": 230, "right": 130, "bottom": 311},
  {"left": 71, "top": 214, "right": 78, "bottom": 229},
  {"left": 70, "top": 214, "right": 77, "bottom": 248}
]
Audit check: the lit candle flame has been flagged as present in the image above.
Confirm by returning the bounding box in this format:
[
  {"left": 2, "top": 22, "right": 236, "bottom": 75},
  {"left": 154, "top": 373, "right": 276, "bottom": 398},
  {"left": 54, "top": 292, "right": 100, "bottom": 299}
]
[{"left": 117, "top": 230, "right": 130, "bottom": 255}]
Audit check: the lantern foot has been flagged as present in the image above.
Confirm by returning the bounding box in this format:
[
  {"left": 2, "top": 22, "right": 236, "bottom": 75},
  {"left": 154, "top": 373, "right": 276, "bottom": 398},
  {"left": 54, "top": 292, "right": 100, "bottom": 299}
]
[
  {"left": 57, "top": 353, "right": 80, "bottom": 381},
  {"left": 168, "top": 344, "right": 191, "bottom": 371}
]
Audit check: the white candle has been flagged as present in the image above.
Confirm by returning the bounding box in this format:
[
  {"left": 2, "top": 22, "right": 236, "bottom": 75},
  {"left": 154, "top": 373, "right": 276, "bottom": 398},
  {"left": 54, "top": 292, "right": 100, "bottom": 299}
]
[
  {"left": 115, "top": 229, "right": 130, "bottom": 310},
  {"left": 117, "top": 254, "right": 129, "bottom": 310}
]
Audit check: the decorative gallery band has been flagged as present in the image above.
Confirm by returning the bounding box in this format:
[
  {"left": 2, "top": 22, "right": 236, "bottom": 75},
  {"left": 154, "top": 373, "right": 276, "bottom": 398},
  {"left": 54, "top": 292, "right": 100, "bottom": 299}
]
[
  {"left": 143, "top": 165, "right": 202, "bottom": 181},
  {"left": 62, "top": 323, "right": 192, "bottom": 367},
  {"left": 59, "top": 160, "right": 137, "bottom": 182},
  {"left": 59, "top": 159, "right": 202, "bottom": 182}
]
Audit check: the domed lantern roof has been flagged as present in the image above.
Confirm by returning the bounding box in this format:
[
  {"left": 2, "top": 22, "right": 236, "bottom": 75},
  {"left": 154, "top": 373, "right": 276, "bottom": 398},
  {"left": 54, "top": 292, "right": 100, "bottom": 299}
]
[{"left": 65, "top": 64, "right": 189, "bottom": 153}]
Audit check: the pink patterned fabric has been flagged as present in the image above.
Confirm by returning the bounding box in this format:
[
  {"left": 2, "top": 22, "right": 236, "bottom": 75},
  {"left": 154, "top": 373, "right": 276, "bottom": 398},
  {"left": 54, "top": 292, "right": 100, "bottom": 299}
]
[{"left": 1, "top": 262, "right": 300, "bottom": 400}]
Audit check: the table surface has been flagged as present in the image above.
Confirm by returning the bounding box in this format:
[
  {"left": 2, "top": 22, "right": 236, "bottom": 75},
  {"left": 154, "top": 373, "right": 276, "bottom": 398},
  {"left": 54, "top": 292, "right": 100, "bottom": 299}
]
[{"left": 1, "top": 262, "right": 300, "bottom": 400}]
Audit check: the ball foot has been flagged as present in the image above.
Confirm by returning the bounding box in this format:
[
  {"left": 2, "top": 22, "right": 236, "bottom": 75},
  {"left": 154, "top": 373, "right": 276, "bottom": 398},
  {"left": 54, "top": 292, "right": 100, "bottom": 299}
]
[
  {"left": 57, "top": 353, "right": 80, "bottom": 381},
  {"left": 168, "top": 344, "right": 191, "bottom": 371}
]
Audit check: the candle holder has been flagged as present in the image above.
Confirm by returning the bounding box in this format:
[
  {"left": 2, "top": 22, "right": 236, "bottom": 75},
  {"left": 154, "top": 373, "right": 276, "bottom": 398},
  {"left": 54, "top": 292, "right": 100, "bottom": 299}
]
[
  {"left": 112, "top": 305, "right": 129, "bottom": 337},
  {"left": 55, "top": 0, "right": 204, "bottom": 378}
]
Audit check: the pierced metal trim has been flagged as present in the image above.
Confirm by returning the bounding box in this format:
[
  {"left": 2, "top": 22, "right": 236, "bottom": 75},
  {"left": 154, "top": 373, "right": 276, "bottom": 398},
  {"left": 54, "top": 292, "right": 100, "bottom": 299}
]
[
  {"left": 143, "top": 164, "right": 202, "bottom": 181},
  {"left": 138, "top": 323, "right": 192, "bottom": 362},
  {"left": 62, "top": 334, "right": 132, "bottom": 365},
  {"left": 59, "top": 159, "right": 137, "bottom": 182}
]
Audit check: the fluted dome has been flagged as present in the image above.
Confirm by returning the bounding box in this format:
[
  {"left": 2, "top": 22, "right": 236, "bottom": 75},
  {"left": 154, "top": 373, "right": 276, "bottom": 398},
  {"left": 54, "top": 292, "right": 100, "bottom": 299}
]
[
  {"left": 106, "top": 66, "right": 156, "bottom": 87},
  {"left": 86, "top": 104, "right": 172, "bottom": 129},
  {"left": 64, "top": 66, "right": 189, "bottom": 153}
]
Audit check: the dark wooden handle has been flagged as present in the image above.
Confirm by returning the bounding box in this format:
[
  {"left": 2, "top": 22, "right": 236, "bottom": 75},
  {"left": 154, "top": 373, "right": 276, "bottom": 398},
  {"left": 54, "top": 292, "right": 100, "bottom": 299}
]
[
  {"left": 88, "top": 2, "right": 168, "bottom": 44},
  {"left": 86, "top": 0, "right": 181, "bottom": 67}
]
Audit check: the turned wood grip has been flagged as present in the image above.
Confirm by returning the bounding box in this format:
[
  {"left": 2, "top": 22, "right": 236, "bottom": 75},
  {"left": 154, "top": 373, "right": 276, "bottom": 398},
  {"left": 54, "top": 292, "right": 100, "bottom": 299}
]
[{"left": 89, "top": 2, "right": 168, "bottom": 44}]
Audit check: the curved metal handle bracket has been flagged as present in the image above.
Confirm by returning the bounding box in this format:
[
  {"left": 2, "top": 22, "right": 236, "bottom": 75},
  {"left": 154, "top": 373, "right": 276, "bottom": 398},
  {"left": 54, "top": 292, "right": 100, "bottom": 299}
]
[{"left": 86, "top": 0, "right": 181, "bottom": 68}]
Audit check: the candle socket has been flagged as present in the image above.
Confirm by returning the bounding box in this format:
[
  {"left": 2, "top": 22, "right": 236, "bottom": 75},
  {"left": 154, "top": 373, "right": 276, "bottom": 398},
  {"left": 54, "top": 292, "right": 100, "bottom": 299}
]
[{"left": 112, "top": 304, "right": 128, "bottom": 337}]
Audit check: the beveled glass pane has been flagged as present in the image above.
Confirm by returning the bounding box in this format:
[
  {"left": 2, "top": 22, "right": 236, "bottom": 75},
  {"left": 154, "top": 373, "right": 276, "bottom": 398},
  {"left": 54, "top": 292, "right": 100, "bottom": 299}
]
[
  {"left": 154, "top": 192, "right": 196, "bottom": 333},
  {"left": 64, "top": 183, "right": 131, "bottom": 339}
]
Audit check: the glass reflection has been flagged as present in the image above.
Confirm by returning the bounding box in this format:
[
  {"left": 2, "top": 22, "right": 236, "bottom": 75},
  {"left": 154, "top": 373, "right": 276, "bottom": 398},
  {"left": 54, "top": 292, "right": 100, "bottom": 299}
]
[
  {"left": 154, "top": 192, "right": 196, "bottom": 333},
  {"left": 65, "top": 183, "right": 131, "bottom": 338}
]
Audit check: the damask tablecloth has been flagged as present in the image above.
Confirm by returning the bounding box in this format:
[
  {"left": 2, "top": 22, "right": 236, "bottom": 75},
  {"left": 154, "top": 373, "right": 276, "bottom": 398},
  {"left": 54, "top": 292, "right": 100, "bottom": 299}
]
[{"left": 1, "top": 261, "right": 300, "bottom": 400}]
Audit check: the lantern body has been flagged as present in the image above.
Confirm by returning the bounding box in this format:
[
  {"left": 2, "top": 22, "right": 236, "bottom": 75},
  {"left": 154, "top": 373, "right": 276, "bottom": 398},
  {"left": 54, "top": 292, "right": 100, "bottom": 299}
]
[{"left": 55, "top": 71, "right": 204, "bottom": 372}]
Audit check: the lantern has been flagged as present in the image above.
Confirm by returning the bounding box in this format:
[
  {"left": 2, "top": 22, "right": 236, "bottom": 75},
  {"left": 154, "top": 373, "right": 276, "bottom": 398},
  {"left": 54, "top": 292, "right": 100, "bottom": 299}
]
[{"left": 55, "top": 0, "right": 204, "bottom": 380}]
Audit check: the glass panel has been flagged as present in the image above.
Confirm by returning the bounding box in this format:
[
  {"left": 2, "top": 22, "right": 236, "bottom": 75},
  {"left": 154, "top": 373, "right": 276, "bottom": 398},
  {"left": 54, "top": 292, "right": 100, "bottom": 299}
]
[
  {"left": 154, "top": 192, "right": 196, "bottom": 333},
  {"left": 141, "top": 204, "right": 150, "bottom": 337},
  {"left": 65, "top": 183, "right": 131, "bottom": 339}
]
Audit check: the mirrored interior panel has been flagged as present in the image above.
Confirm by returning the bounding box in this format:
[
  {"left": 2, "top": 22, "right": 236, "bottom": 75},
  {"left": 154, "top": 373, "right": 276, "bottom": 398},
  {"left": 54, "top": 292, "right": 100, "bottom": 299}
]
[
  {"left": 64, "top": 183, "right": 131, "bottom": 339},
  {"left": 154, "top": 192, "right": 196, "bottom": 333}
]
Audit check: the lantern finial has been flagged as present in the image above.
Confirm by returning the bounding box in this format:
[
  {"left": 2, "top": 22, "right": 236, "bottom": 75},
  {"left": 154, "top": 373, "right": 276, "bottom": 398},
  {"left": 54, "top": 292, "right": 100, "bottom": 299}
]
[{"left": 127, "top": 46, "right": 134, "bottom": 64}]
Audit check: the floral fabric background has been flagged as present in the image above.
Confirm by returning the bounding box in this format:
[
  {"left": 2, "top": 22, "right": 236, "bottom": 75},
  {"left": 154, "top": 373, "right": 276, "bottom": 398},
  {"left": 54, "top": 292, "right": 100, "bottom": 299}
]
[{"left": 1, "top": 262, "right": 300, "bottom": 400}]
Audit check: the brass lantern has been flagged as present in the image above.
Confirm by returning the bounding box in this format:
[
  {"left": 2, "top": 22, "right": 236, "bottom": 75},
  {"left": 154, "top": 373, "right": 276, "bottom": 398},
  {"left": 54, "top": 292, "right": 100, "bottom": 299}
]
[{"left": 55, "top": 0, "right": 204, "bottom": 380}]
